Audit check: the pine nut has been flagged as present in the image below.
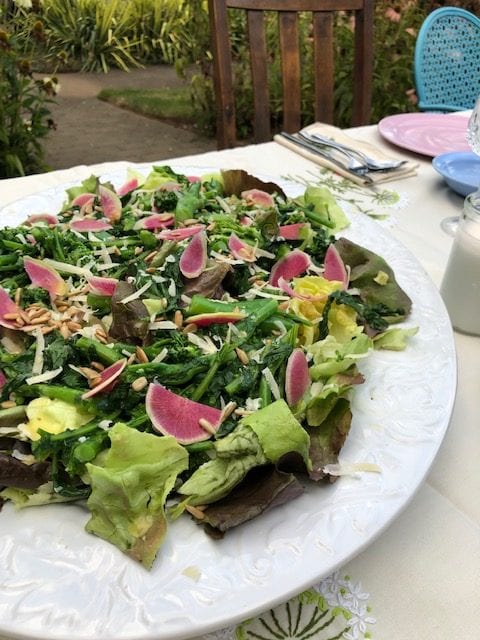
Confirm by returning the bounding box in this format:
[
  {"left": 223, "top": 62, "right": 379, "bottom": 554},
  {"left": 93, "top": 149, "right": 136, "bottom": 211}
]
[
  {"left": 131, "top": 376, "right": 148, "bottom": 392},
  {"left": 135, "top": 346, "right": 149, "bottom": 363},
  {"left": 198, "top": 418, "right": 216, "bottom": 435}
]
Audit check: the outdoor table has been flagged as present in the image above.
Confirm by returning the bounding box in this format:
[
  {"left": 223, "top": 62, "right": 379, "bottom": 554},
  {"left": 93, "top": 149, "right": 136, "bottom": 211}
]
[{"left": 0, "top": 123, "right": 478, "bottom": 640}]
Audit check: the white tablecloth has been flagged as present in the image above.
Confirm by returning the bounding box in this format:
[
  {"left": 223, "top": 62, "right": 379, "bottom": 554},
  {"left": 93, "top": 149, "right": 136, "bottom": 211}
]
[{"left": 0, "top": 127, "right": 479, "bottom": 640}]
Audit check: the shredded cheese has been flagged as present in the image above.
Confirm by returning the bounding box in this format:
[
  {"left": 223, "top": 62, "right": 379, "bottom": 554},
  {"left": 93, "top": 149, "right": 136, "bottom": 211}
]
[
  {"left": 120, "top": 281, "right": 152, "bottom": 304},
  {"left": 261, "top": 367, "right": 281, "bottom": 401},
  {"left": 148, "top": 320, "right": 178, "bottom": 331},
  {"left": 323, "top": 462, "right": 382, "bottom": 476},
  {"left": 31, "top": 328, "right": 45, "bottom": 376},
  {"left": 26, "top": 367, "right": 63, "bottom": 385},
  {"left": 187, "top": 332, "right": 218, "bottom": 355}
]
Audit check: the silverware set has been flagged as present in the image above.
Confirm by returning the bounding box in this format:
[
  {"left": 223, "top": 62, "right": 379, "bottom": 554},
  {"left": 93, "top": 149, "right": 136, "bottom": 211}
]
[{"left": 279, "top": 130, "right": 407, "bottom": 177}]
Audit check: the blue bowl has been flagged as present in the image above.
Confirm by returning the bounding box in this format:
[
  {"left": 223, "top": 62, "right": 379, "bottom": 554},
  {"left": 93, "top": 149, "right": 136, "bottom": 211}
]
[{"left": 432, "top": 151, "right": 480, "bottom": 197}]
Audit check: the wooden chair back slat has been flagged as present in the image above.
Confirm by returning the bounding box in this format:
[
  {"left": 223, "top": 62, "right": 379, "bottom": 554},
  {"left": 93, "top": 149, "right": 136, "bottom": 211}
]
[
  {"left": 208, "top": 0, "right": 374, "bottom": 148},
  {"left": 278, "top": 12, "right": 302, "bottom": 134},
  {"left": 313, "top": 12, "right": 334, "bottom": 124},
  {"left": 247, "top": 10, "right": 271, "bottom": 142}
]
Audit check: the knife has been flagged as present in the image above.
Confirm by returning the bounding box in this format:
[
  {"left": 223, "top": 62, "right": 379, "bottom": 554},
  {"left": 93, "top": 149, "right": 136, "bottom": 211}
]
[{"left": 278, "top": 132, "right": 374, "bottom": 184}]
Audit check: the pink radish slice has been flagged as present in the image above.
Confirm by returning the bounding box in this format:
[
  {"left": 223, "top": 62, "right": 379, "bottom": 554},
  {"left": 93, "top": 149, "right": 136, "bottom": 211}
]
[
  {"left": 0, "top": 288, "right": 22, "bottom": 329},
  {"left": 228, "top": 233, "right": 256, "bottom": 262},
  {"left": 324, "top": 244, "right": 348, "bottom": 289},
  {"left": 117, "top": 178, "right": 139, "bottom": 197},
  {"left": 0, "top": 370, "right": 6, "bottom": 389},
  {"left": 146, "top": 382, "right": 223, "bottom": 444},
  {"left": 23, "top": 257, "right": 68, "bottom": 298},
  {"left": 186, "top": 311, "right": 246, "bottom": 327},
  {"left": 278, "top": 223, "right": 306, "bottom": 240},
  {"left": 158, "top": 181, "right": 181, "bottom": 192},
  {"left": 277, "top": 277, "right": 327, "bottom": 302},
  {"left": 240, "top": 216, "right": 253, "bottom": 226},
  {"left": 99, "top": 185, "right": 122, "bottom": 222},
  {"left": 157, "top": 224, "right": 205, "bottom": 241},
  {"left": 69, "top": 218, "right": 113, "bottom": 232},
  {"left": 134, "top": 213, "right": 175, "bottom": 230},
  {"left": 179, "top": 231, "right": 207, "bottom": 279},
  {"left": 71, "top": 193, "right": 96, "bottom": 208},
  {"left": 187, "top": 175, "right": 201, "bottom": 183},
  {"left": 241, "top": 189, "right": 274, "bottom": 207},
  {"left": 269, "top": 249, "right": 311, "bottom": 287},
  {"left": 81, "top": 359, "right": 127, "bottom": 399},
  {"left": 25, "top": 213, "right": 58, "bottom": 226},
  {"left": 87, "top": 276, "right": 119, "bottom": 297},
  {"left": 285, "top": 348, "right": 310, "bottom": 407}
]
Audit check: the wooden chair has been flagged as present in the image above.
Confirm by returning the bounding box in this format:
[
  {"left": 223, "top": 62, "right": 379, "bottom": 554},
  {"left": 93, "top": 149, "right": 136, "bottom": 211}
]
[{"left": 208, "top": 0, "right": 374, "bottom": 149}]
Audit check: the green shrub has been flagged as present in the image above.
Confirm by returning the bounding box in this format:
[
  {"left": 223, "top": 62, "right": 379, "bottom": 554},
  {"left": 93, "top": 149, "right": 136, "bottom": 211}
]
[
  {"left": 0, "top": 20, "right": 57, "bottom": 178},
  {"left": 39, "top": 0, "right": 140, "bottom": 73}
]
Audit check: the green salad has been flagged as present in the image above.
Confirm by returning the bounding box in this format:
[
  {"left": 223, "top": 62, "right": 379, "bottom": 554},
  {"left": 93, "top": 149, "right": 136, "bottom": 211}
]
[{"left": 0, "top": 166, "right": 416, "bottom": 568}]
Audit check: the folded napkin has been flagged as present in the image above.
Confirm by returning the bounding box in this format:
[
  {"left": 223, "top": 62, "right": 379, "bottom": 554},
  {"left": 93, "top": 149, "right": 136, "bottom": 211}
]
[{"left": 274, "top": 122, "right": 419, "bottom": 187}]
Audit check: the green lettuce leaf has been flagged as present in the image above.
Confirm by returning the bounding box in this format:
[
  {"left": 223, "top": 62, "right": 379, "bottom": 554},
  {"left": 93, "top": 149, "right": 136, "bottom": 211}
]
[
  {"left": 308, "top": 334, "right": 373, "bottom": 380},
  {"left": 178, "top": 424, "right": 267, "bottom": 506},
  {"left": 240, "top": 399, "right": 310, "bottom": 468},
  {"left": 373, "top": 326, "right": 419, "bottom": 350},
  {"left": 85, "top": 422, "right": 188, "bottom": 569},
  {"left": 178, "top": 400, "right": 310, "bottom": 506},
  {"left": 334, "top": 237, "right": 412, "bottom": 321},
  {"left": 303, "top": 186, "right": 349, "bottom": 233}
]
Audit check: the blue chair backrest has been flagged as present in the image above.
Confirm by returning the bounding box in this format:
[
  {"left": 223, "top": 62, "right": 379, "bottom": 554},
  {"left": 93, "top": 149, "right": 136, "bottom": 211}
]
[{"left": 414, "top": 7, "right": 480, "bottom": 112}]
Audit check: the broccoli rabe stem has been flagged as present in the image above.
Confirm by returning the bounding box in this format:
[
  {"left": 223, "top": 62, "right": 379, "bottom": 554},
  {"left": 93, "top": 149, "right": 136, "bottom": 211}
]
[{"left": 75, "top": 337, "right": 123, "bottom": 365}]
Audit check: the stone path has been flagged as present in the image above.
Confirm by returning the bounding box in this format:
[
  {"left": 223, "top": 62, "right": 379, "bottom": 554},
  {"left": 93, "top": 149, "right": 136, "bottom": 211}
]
[{"left": 43, "top": 65, "right": 216, "bottom": 171}]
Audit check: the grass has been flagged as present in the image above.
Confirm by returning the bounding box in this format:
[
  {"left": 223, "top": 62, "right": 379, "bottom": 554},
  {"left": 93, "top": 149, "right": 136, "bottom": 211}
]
[{"left": 97, "top": 85, "right": 199, "bottom": 129}]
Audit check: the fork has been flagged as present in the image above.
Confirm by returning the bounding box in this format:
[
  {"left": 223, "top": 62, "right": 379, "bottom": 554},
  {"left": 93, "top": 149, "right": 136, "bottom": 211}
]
[{"left": 298, "top": 131, "right": 407, "bottom": 172}]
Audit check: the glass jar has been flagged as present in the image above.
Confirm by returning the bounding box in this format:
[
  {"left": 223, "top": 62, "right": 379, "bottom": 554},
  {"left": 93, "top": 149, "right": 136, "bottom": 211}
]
[{"left": 440, "top": 191, "right": 480, "bottom": 335}]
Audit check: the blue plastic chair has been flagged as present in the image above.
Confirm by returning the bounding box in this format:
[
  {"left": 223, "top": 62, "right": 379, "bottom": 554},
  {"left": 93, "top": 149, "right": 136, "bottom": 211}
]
[{"left": 414, "top": 7, "right": 480, "bottom": 112}]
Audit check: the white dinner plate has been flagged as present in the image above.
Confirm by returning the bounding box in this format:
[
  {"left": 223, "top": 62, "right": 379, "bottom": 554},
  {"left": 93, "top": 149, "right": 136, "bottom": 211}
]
[
  {"left": 378, "top": 113, "right": 470, "bottom": 157},
  {"left": 0, "top": 166, "right": 457, "bottom": 640}
]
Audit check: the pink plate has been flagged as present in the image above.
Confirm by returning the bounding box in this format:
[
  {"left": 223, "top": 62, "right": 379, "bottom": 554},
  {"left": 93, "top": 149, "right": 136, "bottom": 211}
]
[{"left": 378, "top": 113, "right": 470, "bottom": 157}]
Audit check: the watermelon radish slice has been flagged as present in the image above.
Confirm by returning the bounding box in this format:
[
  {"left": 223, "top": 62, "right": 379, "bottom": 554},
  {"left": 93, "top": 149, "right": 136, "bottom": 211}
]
[
  {"left": 187, "top": 175, "right": 201, "bottom": 183},
  {"left": 186, "top": 311, "right": 246, "bottom": 327},
  {"left": 24, "top": 257, "right": 68, "bottom": 298},
  {"left": 81, "top": 358, "right": 127, "bottom": 399},
  {"left": 285, "top": 348, "right": 310, "bottom": 407},
  {"left": 71, "top": 193, "right": 96, "bottom": 209},
  {"left": 0, "top": 288, "right": 22, "bottom": 329},
  {"left": 134, "top": 213, "right": 175, "bottom": 230},
  {"left": 324, "top": 244, "right": 348, "bottom": 289},
  {"left": 69, "top": 218, "right": 113, "bottom": 233},
  {"left": 87, "top": 275, "right": 119, "bottom": 296},
  {"left": 179, "top": 231, "right": 207, "bottom": 279},
  {"left": 117, "top": 178, "right": 139, "bottom": 197},
  {"left": 99, "top": 185, "right": 122, "bottom": 222},
  {"left": 241, "top": 189, "right": 274, "bottom": 208},
  {"left": 157, "top": 224, "right": 205, "bottom": 241},
  {"left": 25, "top": 213, "right": 58, "bottom": 226},
  {"left": 277, "top": 277, "right": 327, "bottom": 302},
  {"left": 0, "top": 370, "right": 6, "bottom": 390},
  {"left": 278, "top": 223, "right": 306, "bottom": 240},
  {"left": 158, "top": 181, "right": 181, "bottom": 192},
  {"left": 269, "top": 249, "right": 311, "bottom": 287},
  {"left": 146, "top": 382, "right": 223, "bottom": 444},
  {"left": 228, "top": 233, "right": 256, "bottom": 262}
]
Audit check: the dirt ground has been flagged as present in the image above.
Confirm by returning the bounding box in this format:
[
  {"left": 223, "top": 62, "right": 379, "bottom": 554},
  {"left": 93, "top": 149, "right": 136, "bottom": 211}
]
[{"left": 42, "top": 65, "right": 216, "bottom": 171}]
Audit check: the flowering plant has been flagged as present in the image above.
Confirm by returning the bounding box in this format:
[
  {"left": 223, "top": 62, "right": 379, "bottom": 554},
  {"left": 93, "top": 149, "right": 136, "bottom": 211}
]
[{"left": 0, "top": 13, "right": 57, "bottom": 178}]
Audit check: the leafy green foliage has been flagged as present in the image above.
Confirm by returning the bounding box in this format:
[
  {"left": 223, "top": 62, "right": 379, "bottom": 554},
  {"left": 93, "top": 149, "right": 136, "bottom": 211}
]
[{"left": 0, "top": 19, "right": 56, "bottom": 177}]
